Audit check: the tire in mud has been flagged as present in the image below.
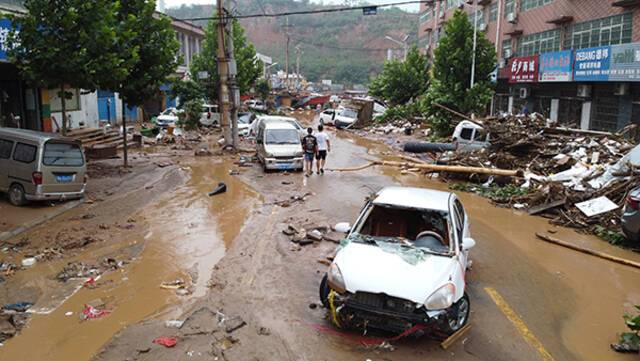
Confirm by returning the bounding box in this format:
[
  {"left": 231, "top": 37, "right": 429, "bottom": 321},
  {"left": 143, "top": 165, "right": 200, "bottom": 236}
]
[
  {"left": 440, "top": 293, "right": 470, "bottom": 336},
  {"left": 319, "top": 274, "right": 329, "bottom": 307}
]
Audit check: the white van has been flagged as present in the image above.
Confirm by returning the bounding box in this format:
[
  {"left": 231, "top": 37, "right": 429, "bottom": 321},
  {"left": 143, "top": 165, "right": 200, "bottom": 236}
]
[{"left": 256, "top": 121, "right": 304, "bottom": 171}]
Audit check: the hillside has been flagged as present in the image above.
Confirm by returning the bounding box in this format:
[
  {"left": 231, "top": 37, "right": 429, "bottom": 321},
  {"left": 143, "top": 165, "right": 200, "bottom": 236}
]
[{"left": 166, "top": 0, "right": 418, "bottom": 85}]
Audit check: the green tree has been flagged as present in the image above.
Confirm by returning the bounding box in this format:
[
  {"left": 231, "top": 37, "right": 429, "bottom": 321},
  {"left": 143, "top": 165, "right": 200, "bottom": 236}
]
[
  {"left": 369, "top": 46, "right": 429, "bottom": 106},
  {"left": 190, "top": 17, "right": 261, "bottom": 101},
  {"left": 255, "top": 78, "right": 271, "bottom": 102},
  {"left": 170, "top": 78, "right": 205, "bottom": 108},
  {"left": 8, "top": 0, "right": 123, "bottom": 135},
  {"left": 106, "top": 0, "right": 180, "bottom": 167},
  {"left": 425, "top": 9, "right": 496, "bottom": 135}
]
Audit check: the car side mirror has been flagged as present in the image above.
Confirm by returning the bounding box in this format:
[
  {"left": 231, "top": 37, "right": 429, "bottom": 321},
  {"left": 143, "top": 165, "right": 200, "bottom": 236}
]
[
  {"left": 334, "top": 222, "right": 351, "bottom": 234},
  {"left": 462, "top": 237, "right": 476, "bottom": 251}
]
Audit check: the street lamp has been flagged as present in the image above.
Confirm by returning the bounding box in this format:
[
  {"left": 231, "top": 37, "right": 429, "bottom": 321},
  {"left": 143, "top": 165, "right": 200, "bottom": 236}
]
[{"left": 385, "top": 34, "right": 410, "bottom": 61}]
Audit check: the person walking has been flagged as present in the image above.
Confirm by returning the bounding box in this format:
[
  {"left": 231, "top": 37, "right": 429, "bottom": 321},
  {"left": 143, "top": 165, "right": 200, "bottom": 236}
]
[
  {"left": 301, "top": 127, "right": 317, "bottom": 177},
  {"left": 315, "top": 124, "right": 330, "bottom": 174}
]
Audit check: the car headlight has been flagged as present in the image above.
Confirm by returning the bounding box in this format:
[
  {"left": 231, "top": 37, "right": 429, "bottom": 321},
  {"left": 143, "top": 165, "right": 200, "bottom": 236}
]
[
  {"left": 424, "top": 283, "right": 456, "bottom": 310},
  {"left": 327, "top": 263, "right": 346, "bottom": 294}
]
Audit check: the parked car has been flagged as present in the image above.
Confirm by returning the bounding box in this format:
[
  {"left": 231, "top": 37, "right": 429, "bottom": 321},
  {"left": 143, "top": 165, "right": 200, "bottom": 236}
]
[
  {"left": 319, "top": 186, "right": 475, "bottom": 335},
  {"left": 155, "top": 107, "right": 182, "bottom": 127},
  {"left": 622, "top": 186, "right": 640, "bottom": 242},
  {"left": 0, "top": 128, "right": 86, "bottom": 206},
  {"left": 320, "top": 107, "right": 358, "bottom": 128},
  {"left": 199, "top": 104, "right": 221, "bottom": 127},
  {"left": 256, "top": 121, "right": 304, "bottom": 171},
  {"left": 319, "top": 109, "right": 337, "bottom": 126},
  {"left": 238, "top": 112, "right": 256, "bottom": 137},
  {"left": 250, "top": 115, "right": 305, "bottom": 139},
  {"left": 245, "top": 99, "right": 267, "bottom": 112}
]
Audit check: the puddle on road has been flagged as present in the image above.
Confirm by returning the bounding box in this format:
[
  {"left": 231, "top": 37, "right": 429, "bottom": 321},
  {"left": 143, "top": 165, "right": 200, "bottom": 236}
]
[{"left": 0, "top": 157, "right": 259, "bottom": 361}]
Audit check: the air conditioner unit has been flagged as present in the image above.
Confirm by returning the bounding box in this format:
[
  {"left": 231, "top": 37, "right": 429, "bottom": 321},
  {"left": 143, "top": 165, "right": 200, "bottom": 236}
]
[
  {"left": 507, "top": 13, "right": 517, "bottom": 23},
  {"left": 519, "top": 87, "right": 529, "bottom": 99},
  {"left": 504, "top": 48, "right": 512, "bottom": 58},
  {"left": 577, "top": 84, "right": 592, "bottom": 98},
  {"left": 479, "top": 23, "right": 487, "bottom": 31},
  {"left": 498, "top": 58, "right": 506, "bottom": 68},
  {"left": 439, "top": 11, "right": 445, "bottom": 19},
  {"left": 614, "top": 83, "right": 630, "bottom": 96}
]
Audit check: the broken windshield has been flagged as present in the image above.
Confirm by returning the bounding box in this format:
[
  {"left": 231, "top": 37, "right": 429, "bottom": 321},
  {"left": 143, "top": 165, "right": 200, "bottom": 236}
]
[{"left": 351, "top": 205, "right": 452, "bottom": 255}]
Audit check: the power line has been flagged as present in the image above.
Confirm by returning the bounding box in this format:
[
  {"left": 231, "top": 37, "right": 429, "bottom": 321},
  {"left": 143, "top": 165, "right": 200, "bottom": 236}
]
[{"left": 179, "top": 0, "right": 427, "bottom": 21}]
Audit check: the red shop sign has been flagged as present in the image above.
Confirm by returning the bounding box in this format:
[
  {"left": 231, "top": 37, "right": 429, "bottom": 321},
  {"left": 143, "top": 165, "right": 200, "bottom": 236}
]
[{"left": 508, "top": 56, "right": 539, "bottom": 83}]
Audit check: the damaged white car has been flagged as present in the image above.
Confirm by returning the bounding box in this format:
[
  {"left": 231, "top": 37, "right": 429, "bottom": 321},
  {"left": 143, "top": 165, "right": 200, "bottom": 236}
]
[{"left": 320, "top": 186, "right": 475, "bottom": 336}]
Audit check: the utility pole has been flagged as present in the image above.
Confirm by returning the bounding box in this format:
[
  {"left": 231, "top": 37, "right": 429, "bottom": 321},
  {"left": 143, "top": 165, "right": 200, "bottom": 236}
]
[
  {"left": 295, "top": 45, "right": 302, "bottom": 90},
  {"left": 226, "top": 1, "right": 239, "bottom": 148},
  {"left": 284, "top": 17, "right": 291, "bottom": 90},
  {"left": 470, "top": 0, "right": 478, "bottom": 88},
  {"left": 216, "top": 0, "right": 231, "bottom": 146}
]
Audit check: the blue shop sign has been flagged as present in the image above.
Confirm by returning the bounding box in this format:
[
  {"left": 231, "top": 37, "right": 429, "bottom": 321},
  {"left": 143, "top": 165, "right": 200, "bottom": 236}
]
[
  {"left": 539, "top": 50, "right": 573, "bottom": 82},
  {"left": 0, "top": 18, "right": 12, "bottom": 62},
  {"left": 574, "top": 46, "right": 611, "bottom": 82}
]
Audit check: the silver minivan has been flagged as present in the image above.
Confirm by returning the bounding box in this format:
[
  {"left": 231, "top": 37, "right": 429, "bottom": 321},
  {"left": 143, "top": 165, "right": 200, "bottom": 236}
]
[
  {"left": 0, "top": 128, "right": 86, "bottom": 206},
  {"left": 256, "top": 121, "right": 304, "bottom": 171}
]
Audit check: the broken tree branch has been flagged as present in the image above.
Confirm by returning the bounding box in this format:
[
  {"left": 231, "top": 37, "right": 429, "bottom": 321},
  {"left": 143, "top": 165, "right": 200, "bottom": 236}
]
[
  {"left": 432, "top": 103, "right": 482, "bottom": 126},
  {"left": 535, "top": 233, "right": 640, "bottom": 270},
  {"left": 329, "top": 160, "right": 521, "bottom": 177}
]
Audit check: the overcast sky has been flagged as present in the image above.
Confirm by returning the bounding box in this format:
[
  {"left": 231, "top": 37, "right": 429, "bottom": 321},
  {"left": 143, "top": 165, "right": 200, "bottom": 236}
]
[{"left": 163, "top": 0, "right": 419, "bottom": 13}]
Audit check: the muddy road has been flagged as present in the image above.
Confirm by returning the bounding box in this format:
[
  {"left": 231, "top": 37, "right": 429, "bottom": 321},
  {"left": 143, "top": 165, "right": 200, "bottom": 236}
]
[{"left": 1, "top": 113, "right": 639, "bottom": 361}]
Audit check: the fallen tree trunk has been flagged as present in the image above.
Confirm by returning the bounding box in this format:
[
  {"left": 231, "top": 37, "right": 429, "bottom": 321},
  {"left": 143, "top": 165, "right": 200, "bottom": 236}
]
[
  {"left": 329, "top": 160, "right": 521, "bottom": 177},
  {"left": 535, "top": 233, "right": 640, "bottom": 270}
]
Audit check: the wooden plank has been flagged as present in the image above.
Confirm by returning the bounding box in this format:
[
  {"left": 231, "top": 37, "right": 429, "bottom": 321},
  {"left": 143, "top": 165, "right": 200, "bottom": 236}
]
[
  {"left": 440, "top": 323, "right": 472, "bottom": 350},
  {"left": 527, "top": 199, "right": 566, "bottom": 215}
]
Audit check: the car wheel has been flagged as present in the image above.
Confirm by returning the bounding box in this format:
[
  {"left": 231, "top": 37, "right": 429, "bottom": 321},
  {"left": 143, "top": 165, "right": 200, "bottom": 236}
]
[
  {"left": 319, "top": 274, "right": 330, "bottom": 307},
  {"left": 441, "top": 293, "right": 470, "bottom": 335},
  {"left": 9, "top": 183, "right": 27, "bottom": 206}
]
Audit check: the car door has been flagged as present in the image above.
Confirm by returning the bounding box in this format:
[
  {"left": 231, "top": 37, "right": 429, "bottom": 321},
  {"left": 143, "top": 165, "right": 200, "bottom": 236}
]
[
  {"left": 0, "top": 138, "right": 15, "bottom": 191},
  {"left": 452, "top": 198, "right": 470, "bottom": 268}
]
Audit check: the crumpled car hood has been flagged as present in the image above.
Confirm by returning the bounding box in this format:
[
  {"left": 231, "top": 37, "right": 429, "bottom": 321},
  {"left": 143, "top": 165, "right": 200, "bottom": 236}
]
[{"left": 334, "top": 242, "right": 456, "bottom": 304}]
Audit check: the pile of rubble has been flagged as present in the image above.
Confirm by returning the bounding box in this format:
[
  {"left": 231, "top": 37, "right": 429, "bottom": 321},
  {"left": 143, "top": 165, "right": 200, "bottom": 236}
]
[{"left": 443, "top": 114, "right": 639, "bottom": 243}]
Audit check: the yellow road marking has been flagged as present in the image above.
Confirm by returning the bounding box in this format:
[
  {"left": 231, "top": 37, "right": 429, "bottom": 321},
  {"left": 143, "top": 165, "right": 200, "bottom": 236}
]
[{"left": 484, "top": 287, "right": 555, "bottom": 361}]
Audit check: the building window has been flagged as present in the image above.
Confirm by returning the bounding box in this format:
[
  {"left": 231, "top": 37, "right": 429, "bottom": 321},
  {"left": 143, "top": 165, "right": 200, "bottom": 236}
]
[
  {"left": 504, "top": 0, "right": 515, "bottom": 17},
  {"left": 517, "top": 29, "right": 561, "bottom": 56},
  {"left": 520, "top": 0, "right": 553, "bottom": 12},
  {"left": 564, "top": 13, "right": 632, "bottom": 50},
  {"left": 502, "top": 39, "right": 512, "bottom": 59},
  {"left": 447, "top": 0, "right": 464, "bottom": 10},
  {"left": 489, "top": 2, "right": 498, "bottom": 22},
  {"left": 419, "top": 6, "right": 433, "bottom": 24},
  {"left": 473, "top": 9, "right": 485, "bottom": 29}
]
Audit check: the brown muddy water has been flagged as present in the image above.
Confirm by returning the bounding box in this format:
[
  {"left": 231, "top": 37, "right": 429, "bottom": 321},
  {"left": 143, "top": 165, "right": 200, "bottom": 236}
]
[{"left": 0, "top": 157, "right": 259, "bottom": 361}]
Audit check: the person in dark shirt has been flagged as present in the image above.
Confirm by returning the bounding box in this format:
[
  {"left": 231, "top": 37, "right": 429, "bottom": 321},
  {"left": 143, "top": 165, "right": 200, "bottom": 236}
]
[{"left": 301, "top": 127, "right": 317, "bottom": 177}]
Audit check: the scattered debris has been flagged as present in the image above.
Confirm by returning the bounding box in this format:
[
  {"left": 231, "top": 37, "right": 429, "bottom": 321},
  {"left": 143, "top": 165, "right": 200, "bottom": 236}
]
[
  {"left": 307, "top": 230, "right": 323, "bottom": 242},
  {"left": 575, "top": 196, "right": 618, "bottom": 217},
  {"left": 257, "top": 327, "right": 271, "bottom": 336},
  {"left": 20, "top": 257, "right": 36, "bottom": 267},
  {"left": 208, "top": 182, "right": 227, "bottom": 196},
  {"left": 81, "top": 304, "right": 111, "bottom": 320},
  {"left": 160, "top": 279, "right": 186, "bottom": 290},
  {"left": 3, "top": 302, "right": 33, "bottom": 312},
  {"left": 224, "top": 316, "right": 246, "bottom": 333},
  {"left": 165, "top": 320, "right": 185, "bottom": 329},
  {"left": 152, "top": 336, "right": 178, "bottom": 348}
]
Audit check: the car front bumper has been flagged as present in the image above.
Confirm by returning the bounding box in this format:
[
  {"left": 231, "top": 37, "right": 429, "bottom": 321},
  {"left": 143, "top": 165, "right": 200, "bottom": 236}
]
[
  {"left": 264, "top": 157, "right": 303, "bottom": 170},
  {"left": 332, "top": 292, "right": 446, "bottom": 334},
  {"left": 25, "top": 185, "right": 86, "bottom": 201}
]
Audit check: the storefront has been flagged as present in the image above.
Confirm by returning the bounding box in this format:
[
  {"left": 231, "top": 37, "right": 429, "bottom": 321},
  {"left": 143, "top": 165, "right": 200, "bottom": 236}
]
[{"left": 0, "top": 17, "right": 42, "bottom": 131}]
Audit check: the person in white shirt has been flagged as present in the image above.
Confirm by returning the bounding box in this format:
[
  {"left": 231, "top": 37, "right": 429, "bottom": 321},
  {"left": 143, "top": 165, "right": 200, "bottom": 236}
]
[{"left": 314, "top": 124, "right": 331, "bottom": 174}]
